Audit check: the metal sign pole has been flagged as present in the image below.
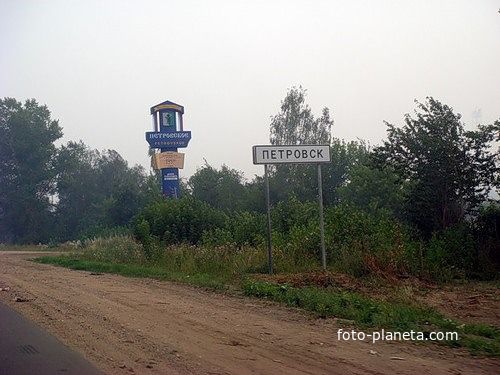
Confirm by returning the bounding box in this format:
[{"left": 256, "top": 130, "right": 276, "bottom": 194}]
[
  {"left": 264, "top": 164, "right": 273, "bottom": 274},
  {"left": 318, "top": 164, "right": 327, "bottom": 270}
]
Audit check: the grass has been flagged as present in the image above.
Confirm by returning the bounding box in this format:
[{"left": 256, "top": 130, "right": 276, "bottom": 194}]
[
  {"left": 242, "top": 280, "right": 500, "bottom": 356},
  {"left": 35, "top": 256, "right": 229, "bottom": 290},
  {"left": 0, "top": 245, "right": 57, "bottom": 252}
]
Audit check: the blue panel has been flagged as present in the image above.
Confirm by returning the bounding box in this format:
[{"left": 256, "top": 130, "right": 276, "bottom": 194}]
[
  {"left": 145, "top": 131, "right": 191, "bottom": 148},
  {"left": 161, "top": 168, "right": 180, "bottom": 198}
]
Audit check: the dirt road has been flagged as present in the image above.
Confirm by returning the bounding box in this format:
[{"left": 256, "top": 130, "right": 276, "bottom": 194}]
[{"left": 0, "top": 251, "right": 497, "bottom": 374}]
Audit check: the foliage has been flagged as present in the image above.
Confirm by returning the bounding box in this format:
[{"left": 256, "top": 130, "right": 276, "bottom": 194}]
[
  {"left": 188, "top": 163, "right": 250, "bottom": 212},
  {"left": 55, "top": 141, "right": 155, "bottom": 241},
  {"left": 473, "top": 203, "right": 500, "bottom": 277},
  {"left": 425, "top": 225, "right": 475, "bottom": 280},
  {"left": 0, "top": 98, "right": 63, "bottom": 243},
  {"left": 320, "top": 139, "right": 369, "bottom": 205},
  {"left": 133, "top": 197, "right": 227, "bottom": 245},
  {"left": 423, "top": 204, "right": 500, "bottom": 280},
  {"left": 269, "top": 86, "right": 332, "bottom": 146},
  {"left": 0, "top": 97, "right": 159, "bottom": 244},
  {"left": 324, "top": 206, "right": 416, "bottom": 277},
  {"left": 268, "top": 86, "right": 338, "bottom": 203},
  {"left": 2, "top": 93, "right": 499, "bottom": 280},
  {"left": 202, "top": 211, "right": 266, "bottom": 248},
  {"left": 338, "top": 164, "right": 407, "bottom": 217},
  {"left": 79, "top": 235, "right": 145, "bottom": 264},
  {"left": 373, "top": 97, "right": 499, "bottom": 236}
]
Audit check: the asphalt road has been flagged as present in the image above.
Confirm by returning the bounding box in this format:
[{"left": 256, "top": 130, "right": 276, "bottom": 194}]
[{"left": 0, "top": 302, "right": 103, "bottom": 375}]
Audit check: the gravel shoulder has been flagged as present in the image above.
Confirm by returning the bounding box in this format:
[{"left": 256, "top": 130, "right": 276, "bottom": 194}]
[{"left": 0, "top": 251, "right": 497, "bottom": 375}]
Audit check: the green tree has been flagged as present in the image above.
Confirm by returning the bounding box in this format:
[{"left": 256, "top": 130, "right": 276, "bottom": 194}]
[
  {"left": 54, "top": 141, "right": 100, "bottom": 240},
  {"left": 0, "top": 98, "right": 62, "bottom": 243},
  {"left": 373, "top": 97, "right": 499, "bottom": 235},
  {"left": 338, "top": 164, "right": 407, "bottom": 216},
  {"left": 55, "top": 142, "right": 152, "bottom": 240},
  {"left": 321, "top": 139, "right": 369, "bottom": 205},
  {"left": 270, "top": 86, "right": 332, "bottom": 146},
  {"left": 188, "top": 163, "right": 248, "bottom": 212},
  {"left": 268, "top": 87, "right": 335, "bottom": 202}
]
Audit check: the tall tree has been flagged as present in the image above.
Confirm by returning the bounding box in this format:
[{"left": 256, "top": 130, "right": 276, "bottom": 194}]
[
  {"left": 373, "top": 97, "right": 499, "bottom": 235},
  {"left": 270, "top": 86, "right": 332, "bottom": 146},
  {"left": 0, "top": 98, "right": 62, "bottom": 243},
  {"left": 55, "top": 141, "right": 152, "bottom": 240},
  {"left": 268, "top": 87, "right": 334, "bottom": 202}
]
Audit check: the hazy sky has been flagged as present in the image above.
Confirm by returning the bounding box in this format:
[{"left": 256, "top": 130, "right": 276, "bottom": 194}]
[{"left": 1, "top": 0, "right": 499, "bottom": 181}]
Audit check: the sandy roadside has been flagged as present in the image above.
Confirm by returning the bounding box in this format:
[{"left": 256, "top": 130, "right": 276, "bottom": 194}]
[{"left": 0, "top": 251, "right": 497, "bottom": 375}]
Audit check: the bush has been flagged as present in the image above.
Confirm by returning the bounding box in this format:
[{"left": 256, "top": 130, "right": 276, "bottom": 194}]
[
  {"left": 129, "top": 194, "right": 496, "bottom": 280},
  {"left": 271, "top": 196, "right": 318, "bottom": 234},
  {"left": 324, "top": 205, "right": 414, "bottom": 277},
  {"left": 79, "top": 235, "right": 145, "bottom": 264},
  {"left": 425, "top": 215, "right": 499, "bottom": 281},
  {"left": 473, "top": 204, "right": 500, "bottom": 279},
  {"left": 133, "top": 197, "right": 227, "bottom": 246}
]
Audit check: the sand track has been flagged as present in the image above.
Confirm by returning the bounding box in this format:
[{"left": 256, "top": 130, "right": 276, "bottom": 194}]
[{"left": 0, "top": 251, "right": 497, "bottom": 374}]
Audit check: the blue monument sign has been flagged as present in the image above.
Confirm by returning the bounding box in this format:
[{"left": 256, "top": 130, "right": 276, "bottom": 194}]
[
  {"left": 147, "top": 100, "right": 191, "bottom": 198},
  {"left": 145, "top": 130, "right": 191, "bottom": 148}
]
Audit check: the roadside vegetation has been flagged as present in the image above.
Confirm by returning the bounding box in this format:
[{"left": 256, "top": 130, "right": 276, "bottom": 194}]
[
  {"left": 2, "top": 89, "right": 499, "bottom": 356},
  {"left": 36, "top": 234, "right": 499, "bottom": 356}
]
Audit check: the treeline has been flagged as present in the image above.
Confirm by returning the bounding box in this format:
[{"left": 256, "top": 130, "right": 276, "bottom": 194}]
[
  {"left": 1, "top": 89, "right": 499, "bottom": 279},
  {"left": 0, "top": 98, "right": 158, "bottom": 243},
  {"left": 133, "top": 89, "right": 499, "bottom": 279}
]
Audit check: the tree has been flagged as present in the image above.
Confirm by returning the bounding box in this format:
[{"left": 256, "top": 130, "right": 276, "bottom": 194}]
[
  {"left": 55, "top": 141, "right": 152, "bottom": 240},
  {"left": 188, "top": 163, "right": 248, "bottom": 212},
  {"left": 338, "top": 164, "right": 408, "bottom": 216},
  {"left": 54, "top": 141, "right": 100, "bottom": 240},
  {"left": 268, "top": 87, "right": 334, "bottom": 202},
  {"left": 0, "top": 98, "right": 62, "bottom": 243},
  {"left": 321, "top": 139, "right": 369, "bottom": 205},
  {"left": 270, "top": 86, "right": 332, "bottom": 146},
  {"left": 373, "top": 97, "right": 499, "bottom": 235}
]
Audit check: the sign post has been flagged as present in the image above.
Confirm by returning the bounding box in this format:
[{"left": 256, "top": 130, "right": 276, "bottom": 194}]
[
  {"left": 252, "top": 144, "right": 331, "bottom": 272},
  {"left": 264, "top": 164, "right": 273, "bottom": 274},
  {"left": 146, "top": 101, "right": 191, "bottom": 198},
  {"left": 317, "top": 164, "right": 326, "bottom": 270}
]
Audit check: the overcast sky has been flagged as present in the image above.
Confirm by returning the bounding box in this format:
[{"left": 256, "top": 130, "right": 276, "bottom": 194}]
[{"left": 1, "top": 0, "right": 499, "bottom": 180}]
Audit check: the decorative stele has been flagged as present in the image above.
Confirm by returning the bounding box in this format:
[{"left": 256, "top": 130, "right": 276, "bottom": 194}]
[{"left": 146, "top": 100, "right": 192, "bottom": 198}]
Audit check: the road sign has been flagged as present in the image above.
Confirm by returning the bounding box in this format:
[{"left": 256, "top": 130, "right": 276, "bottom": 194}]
[
  {"left": 152, "top": 152, "right": 185, "bottom": 170},
  {"left": 252, "top": 143, "right": 331, "bottom": 273},
  {"left": 252, "top": 145, "right": 331, "bottom": 165},
  {"left": 145, "top": 131, "right": 191, "bottom": 148}
]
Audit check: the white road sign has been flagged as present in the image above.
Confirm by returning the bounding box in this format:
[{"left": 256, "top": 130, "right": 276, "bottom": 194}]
[{"left": 252, "top": 145, "right": 331, "bottom": 165}]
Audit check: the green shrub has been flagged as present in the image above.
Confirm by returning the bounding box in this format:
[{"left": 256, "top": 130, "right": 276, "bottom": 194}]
[
  {"left": 133, "top": 197, "right": 227, "bottom": 246},
  {"left": 202, "top": 211, "right": 266, "bottom": 248},
  {"left": 229, "top": 211, "right": 266, "bottom": 247},
  {"left": 271, "top": 196, "right": 318, "bottom": 234},
  {"left": 79, "top": 235, "right": 145, "bottom": 264},
  {"left": 324, "top": 205, "right": 414, "bottom": 277},
  {"left": 77, "top": 225, "right": 131, "bottom": 242},
  {"left": 201, "top": 227, "right": 235, "bottom": 247},
  {"left": 425, "top": 224, "right": 491, "bottom": 280}
]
